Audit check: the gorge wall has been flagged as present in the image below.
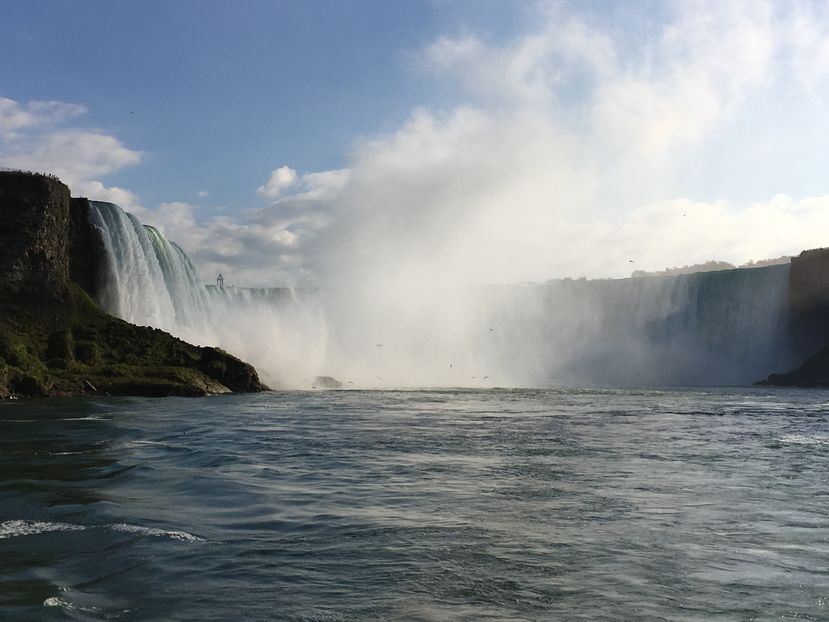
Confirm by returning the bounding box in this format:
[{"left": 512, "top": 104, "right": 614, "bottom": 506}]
[
  {"left": 0, "top": 172, "right": 71, "bottom": 299},
  {"left": 0, "top": 171, "right": 266, "bottom": 398}
]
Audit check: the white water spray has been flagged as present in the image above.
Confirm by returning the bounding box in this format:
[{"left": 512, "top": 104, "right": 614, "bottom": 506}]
[{"left": 88, "top": 201, "right": 795, "bottom": 388}]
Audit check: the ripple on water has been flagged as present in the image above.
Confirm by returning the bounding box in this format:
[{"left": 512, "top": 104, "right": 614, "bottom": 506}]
[
  {"left": 108, "top": 523, "right": 205, "bottom": 542},
  {"left": 0, "top": 519, "right": 203, "bottom": 543},
  {"left": 0, "top": 520, "right": 85, "bottom": 539},
  {"left": 2, "top": 388, "right": 829, "bottom": 621}
]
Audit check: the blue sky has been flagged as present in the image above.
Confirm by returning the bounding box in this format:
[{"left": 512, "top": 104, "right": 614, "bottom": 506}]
[
  {"left": 3, "top": 1, "right": 447, "bottom": 206},
  {"left": 5, "top": 1, "right": 829, "bottom": 285},
  {"left": 2, "top": 0, "right": 543, "bottom": 209}
]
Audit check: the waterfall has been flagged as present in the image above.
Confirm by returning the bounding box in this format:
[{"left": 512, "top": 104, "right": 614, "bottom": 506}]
[
  {"left": 88, "top": 202, "right": 210, "bottom": 334},
  {"left": 478, "top": 266, "right": 795, "bottom": 386},
  {"left": 88, "top": 201, "right": 796, "bottom": 388},
  {"left": 88, "top": 201, "right": 327, "bottom": 385}
]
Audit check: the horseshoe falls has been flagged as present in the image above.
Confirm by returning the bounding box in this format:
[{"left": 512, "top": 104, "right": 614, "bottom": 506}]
[
  {"left": 477, "top": 269, "right": 796, "bottom": 387},
  {"left": 86, "top": 201, "right": 797, "bottom": 388}
]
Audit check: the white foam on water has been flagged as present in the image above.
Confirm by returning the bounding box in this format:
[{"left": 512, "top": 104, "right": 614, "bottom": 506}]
[
  {"left": 0, "top": 520, "right": 85, "bottom": 539},
  {"left": 43, "top": 596, "right": 99, "bottom": 614},
  {"left": 44, "top": 595, "right": 132, "bottom": 618},
  {"left": 108, "top": 522, "right": 204, "bottom": 542},
  {"left": 779, "top": 434, "right": 828, "bottom": 446}
]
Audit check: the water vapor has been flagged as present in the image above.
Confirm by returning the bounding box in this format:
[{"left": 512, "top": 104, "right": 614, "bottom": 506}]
[{"left": 72, "top": 1, "right": 829, "bottom": 387}]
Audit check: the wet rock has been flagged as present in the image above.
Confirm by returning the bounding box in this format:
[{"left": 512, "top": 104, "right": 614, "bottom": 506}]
[{"left": 303, "top": 376, "right": 343, "bottom": 389}]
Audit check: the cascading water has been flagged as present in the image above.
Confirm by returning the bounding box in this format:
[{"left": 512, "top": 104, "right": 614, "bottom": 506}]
[
  {"left": 87, "top": 201, "right": 796, "bottom": 388},
  {"left": 476, "top": 266, "right": 795, "bottom": 386},
  {"left": 88, "top": 201, "right": 328, "bottom": 386},
  {"left": 89, "top": 202, "right": 209, "bottom": 334}
]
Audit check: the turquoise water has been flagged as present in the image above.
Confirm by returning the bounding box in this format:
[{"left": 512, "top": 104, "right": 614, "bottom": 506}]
[{"left": 1, "top": 388, "right": 828, "bottom": 620}]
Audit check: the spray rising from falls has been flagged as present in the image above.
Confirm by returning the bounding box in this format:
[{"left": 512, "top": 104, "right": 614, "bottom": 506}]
[{"left": 88, "top": 201, "right": 797, "bottom": 388}]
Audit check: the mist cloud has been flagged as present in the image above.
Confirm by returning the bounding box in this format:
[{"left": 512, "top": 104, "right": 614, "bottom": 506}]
[
  {"left": 141, "top": 0, "right": 829, "bottom": 288},
  {"left": 6, "top": 2, "right": 829, "bottom": 290}
]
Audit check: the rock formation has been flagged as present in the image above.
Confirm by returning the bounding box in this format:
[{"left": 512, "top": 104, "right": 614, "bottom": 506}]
[
  {"left": 759, "top": 247, "right": 829, "bottom": 388},
  {"left": 0, "top": 170, "right": 267, "bottom": 398}
]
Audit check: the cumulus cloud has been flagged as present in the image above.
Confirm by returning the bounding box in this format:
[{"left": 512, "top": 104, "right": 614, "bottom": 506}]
[
  {"left": 0, "top": 96, "right": 143, "bottom": 207},
  {"left": 424, "top": 10, "right": 617, "bottom": 109},
  {"left": 6, "top": 129, "right": 143, "bottom": 182},
  {"left": 73, "top": 180, "right": 141, "bottom": 212},
  {"left": 256, "top": 165, "right": 349, "bottom": 201},
  {"left": 153, "top": 165, "right": 351, "bottom": 284},
  {"left": 122, "top": 0, "right": 829, "bottom": 290},
  {"left": 136, "top": 193, "right": 329, "bottom": 286},
  {"left": 257, "top": 165, "right": 298, "bottom": 198},
  {"left": 0, "top": 97, "right": 86, "bottom": 137}
]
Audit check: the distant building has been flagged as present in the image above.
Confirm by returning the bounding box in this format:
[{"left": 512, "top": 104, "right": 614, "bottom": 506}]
[{"left": 216, "top": 273, "right": 224, "bottom": 287}]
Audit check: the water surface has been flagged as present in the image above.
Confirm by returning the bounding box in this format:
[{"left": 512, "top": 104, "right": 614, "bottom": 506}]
[{"left": 1, "top": 388, "right": 827, "bottom": 620}]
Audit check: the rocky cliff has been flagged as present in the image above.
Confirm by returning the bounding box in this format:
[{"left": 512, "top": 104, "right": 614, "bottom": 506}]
[
  {"left": 759, "top": 247, "right": 829, "bottom": 387},
  {"left": 0, "top": 172, "right": 71, "bottom": 298},
  {"left": 0, "top": 170, "right": 267, "bottom": 398}
]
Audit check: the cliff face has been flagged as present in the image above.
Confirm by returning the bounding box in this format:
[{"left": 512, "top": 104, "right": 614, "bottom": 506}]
[
  {"left": 756, "top": 248, "right": 829, "bottom": 387},
  {"left": 0, "top": 171, "right": 267, "bottom": 398},
  {"left": 68, "top": 197, "right": 104, "bottom": 299},
  {"left": 0, "top": 172, "right": 71, "bottom": 297},
  {"left": 787, "top": 248, "right": 829, "bottom": 352},
  {"left": 761, "top": 348, "right": 829, "bottom": 388}
]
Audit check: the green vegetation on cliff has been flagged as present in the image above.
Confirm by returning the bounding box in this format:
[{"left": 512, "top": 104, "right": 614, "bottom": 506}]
[{"left": 0, "top": 170, "right": 267, "bottom": 398}]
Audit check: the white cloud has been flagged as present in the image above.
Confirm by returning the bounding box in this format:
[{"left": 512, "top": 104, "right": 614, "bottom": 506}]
[
  {"left": 256, "top": 165, "right": 298, "bottom": 198},
  {"left": 6, "top": 129, "right": 143, "bottom": 183},
  {"left": 0, "top": 97, "right": 86, "bottom": 136},
  {"left": 73, "top": 180, "right": 141, "bottom": 212},
  {"left": 131, "top": 0, "right": 829, "bottom": 289},
  {"left": 296, "top": 168, "right": 350, "bottom": 200},
  {"left": 0, "top": 96, "right": 143, "bottom": 206},
  {"left": 788, "top": 2, "right": 829, "bottom": 89},
  {"left": 424, "top": 12, "right": 616, "bottom": 110},
  {"left": 135, "top": 194, "right": 327, "bottom": 286},
  {"left": 196, "top": 189, "right": 209, "bottom": 198},
  {"left": 256, "top": 165, "right": 349, "bottom": 202}
]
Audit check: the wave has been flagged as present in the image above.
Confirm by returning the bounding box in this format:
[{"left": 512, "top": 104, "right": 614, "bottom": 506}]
[
  {"left": 0, "top": 520, "right": 85, "bottom": 539},
  {"left": 0, "top": 519, "right": 203, "bottom": 542},
  {"left": 108, "top": 522, "right": 204, "bottom": 542}
]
